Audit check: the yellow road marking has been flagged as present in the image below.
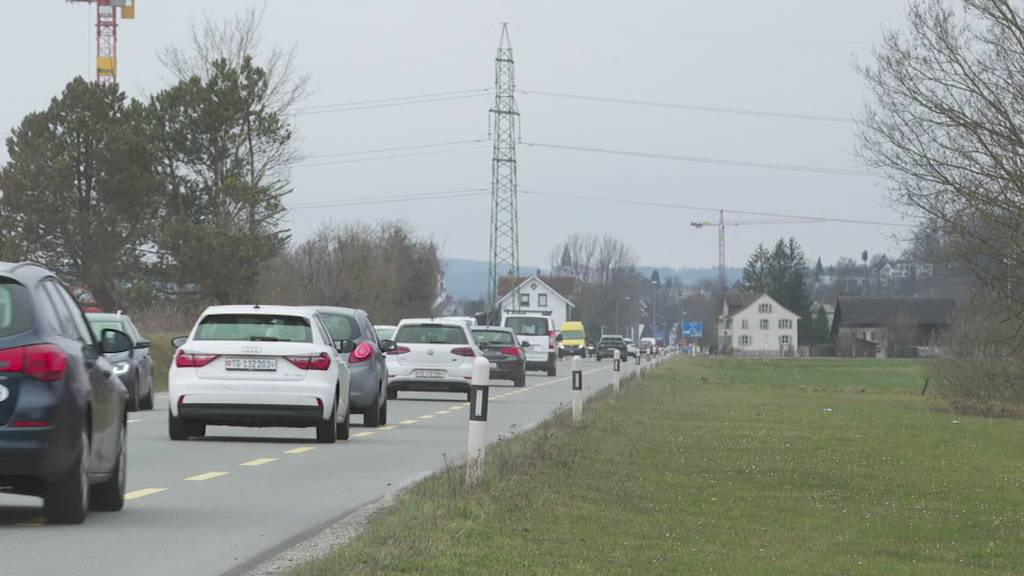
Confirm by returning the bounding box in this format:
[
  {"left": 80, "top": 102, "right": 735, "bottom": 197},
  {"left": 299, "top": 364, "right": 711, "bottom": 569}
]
[
  {"left": 449, "top": 404, "right": 466, "bottom": 410},
  {"left": 379, "top": 425, "right": 398, "bottom": 431},
  {"left": 15, "top": 516, "right": 46, "bottom": 527},
  {"left": 127, "top": 419, "right": 141, "bottom": 424},
  {"left": 434, "top": 410, "right": 450, "bottom": 415},
  {"left": 400, "top": 419, "right": 418, "bottom": 425},
  {"left": 125, "top": 488, "right": 166, "bottom": 500},
  {"left": 351, "top": 431, "right": 375, "bottom": 438},
  {"left": 184, "top": 471, "right": 228, "bottom": 482},
  {"left": 284, "top": 447, "right": 315, "bottom": 455},
  {"left": 418, "top": 415, "right": 435, "bottom": 420},
  {"left": 240, "top": 458, "right": 276, "bottom": 467}
]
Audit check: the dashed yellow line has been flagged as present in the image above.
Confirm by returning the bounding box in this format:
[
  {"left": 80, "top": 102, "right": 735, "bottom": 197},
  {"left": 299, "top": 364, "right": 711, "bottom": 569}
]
[
  {"left": 351, "top": 431, "right": 375, "bottom": 438},
  {"left": 379, "top": 425, "right": 398, "bottom": 431},
  {"left": 284, "top": 447, "right": 315, "bottom": 455},
  {"left": 185, "top": 471, "right": 228, "bottom": 482},
  {"left": 15, "top": 516, "right": 46, "bottom": 527},
  {"left": 449, "top": 404, "right": 466, "bottom": 410},
  {"left": 399, "top": 419, "right": 418, "bottom": 425},
  {"left": 434, "top": 410, "right": 450, "bottom": 415},
  {"left": 125, "top": 488, "right": 166, "bottom": 500},
  {"left": 418, "top": 414, "right": 435, "bottom": 420},
  {"left": 240, "top": 458, "right": 276, "bottom": 467}
]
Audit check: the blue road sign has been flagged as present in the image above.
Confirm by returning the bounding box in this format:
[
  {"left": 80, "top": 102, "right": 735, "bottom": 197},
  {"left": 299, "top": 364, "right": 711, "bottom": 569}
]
[{"left": 682, "top": 321, "right": 704, "bottom": 338}]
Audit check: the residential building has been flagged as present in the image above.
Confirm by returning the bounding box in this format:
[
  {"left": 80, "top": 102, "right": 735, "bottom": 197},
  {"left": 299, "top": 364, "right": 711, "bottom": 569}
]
[
  {"left": 495, "top": 275, "right": 575, "bottom": 328},
  {"left": 831, "top": 297, "right": 954, "bottom": 357},
  {"left": 718, "top": 293, "right": 800, "bottom": 357}
]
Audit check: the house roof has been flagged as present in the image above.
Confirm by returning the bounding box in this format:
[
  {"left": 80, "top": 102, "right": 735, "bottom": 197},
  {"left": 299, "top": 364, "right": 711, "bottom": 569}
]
[
  {"left": 722, "top": 292, "right": 798, "bottom": 318},
  {"left": 833, "top": 297, "right": 955, "bottom": 328},
  {"left": 497, "top": 275, "right": 575, "bottom": 300}
]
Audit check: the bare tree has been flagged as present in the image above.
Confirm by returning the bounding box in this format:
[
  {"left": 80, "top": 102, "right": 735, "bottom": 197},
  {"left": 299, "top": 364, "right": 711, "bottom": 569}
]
[{"left": 858, "top": 0, "right": 1024, "bottom": 343}]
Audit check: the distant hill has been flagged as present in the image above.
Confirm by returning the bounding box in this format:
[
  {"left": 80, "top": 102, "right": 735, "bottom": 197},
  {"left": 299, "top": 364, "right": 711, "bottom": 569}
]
[{"left": 441, "top": 258, "right": 741, "bottom": 300}]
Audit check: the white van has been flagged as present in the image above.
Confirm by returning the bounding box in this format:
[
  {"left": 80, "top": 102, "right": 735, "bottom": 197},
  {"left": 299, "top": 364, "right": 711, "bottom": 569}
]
[{"left": 502, "top": 314, "right": 558, "bottom": 376}]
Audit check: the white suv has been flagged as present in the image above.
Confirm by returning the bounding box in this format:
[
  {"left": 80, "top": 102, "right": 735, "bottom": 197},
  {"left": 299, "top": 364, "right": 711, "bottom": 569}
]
[
  {"left": 167, "top": 305, "right": 351, "bottom": 443},
  {"left": 386, "top": 318, "right": 481, "bottom": 401},
  {"left": 503, "top": 314, "right": 558, "bottom": 376}
]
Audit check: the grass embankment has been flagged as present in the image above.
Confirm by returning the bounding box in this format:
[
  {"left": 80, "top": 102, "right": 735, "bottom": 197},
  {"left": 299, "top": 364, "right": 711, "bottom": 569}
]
[
  {"left": 291, "top": 358, "right": 1024, "bottom": 575},
  {"left": 144, "top": 332, "right": 178, "bottom": 392}
]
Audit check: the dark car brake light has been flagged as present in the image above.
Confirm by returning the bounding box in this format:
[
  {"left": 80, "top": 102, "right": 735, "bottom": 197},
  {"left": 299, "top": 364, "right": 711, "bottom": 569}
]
[
  {"left": 500, "top": 347, "right": 522, "bottom": 357},
  {"left": 0, "top": 344, "right": 68, "bottom": 382}
]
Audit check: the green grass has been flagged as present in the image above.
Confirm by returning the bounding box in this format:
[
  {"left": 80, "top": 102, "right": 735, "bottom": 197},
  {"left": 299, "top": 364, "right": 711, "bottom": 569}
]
[
  {"left": 144, "top": 332, "right": 178, "bottom": 392},
  {"left": 289, "top": 358, "right": 1024, "bottom": 575}
]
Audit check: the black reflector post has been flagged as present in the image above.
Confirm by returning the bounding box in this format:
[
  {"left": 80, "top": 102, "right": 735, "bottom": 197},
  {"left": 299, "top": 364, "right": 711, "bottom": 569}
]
[
  {"left": 466, "top": 356, "right": 490, "bottom": 486},
  {"left": 571, "top": 356, "right": 583, "bottom": 424}
]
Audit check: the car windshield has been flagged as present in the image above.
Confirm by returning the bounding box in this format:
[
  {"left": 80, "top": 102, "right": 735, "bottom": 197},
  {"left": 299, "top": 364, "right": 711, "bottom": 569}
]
[
  {"left": 561, "top": 330, "right": 584, "bottom": 339},
  {"left": 505, "top": 317, "right": 547, "bottom": 336},
  {"left": 320, "top": 313, "right": 361, "bottom": 342},
  {"left": 472, "top": 330, "right": 515, "bottom": 346},
  {"left": 88, "top": 320, "right": 126, "bottom": 341},
  {"left": 395, "top": 324, "right": 468, "bottom": 345},
  {"left": 0, "top": 280, "right": 30, "bottom": 338},
  {"left": 195, "top": 314, "right": 313, "bottom": 343},
  {"left": 376, "top": 327, "right": 395, "bottom": 341},
  {"left": 600, "top": 338, "right": 623, "bottom": 345}
]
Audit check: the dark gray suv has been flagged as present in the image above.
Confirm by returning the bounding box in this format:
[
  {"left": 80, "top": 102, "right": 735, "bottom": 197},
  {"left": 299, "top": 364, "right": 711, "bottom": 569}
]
[
  {"left": 86, "top": 312, "right": 154, "bottom": 411},
  {"left": 0, "top": 262, "right": 132, "bottom": 524}
]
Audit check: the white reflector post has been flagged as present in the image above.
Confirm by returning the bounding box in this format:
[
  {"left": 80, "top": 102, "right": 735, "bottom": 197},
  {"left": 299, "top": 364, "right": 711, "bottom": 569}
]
[
  {"left": 612, "top": 349, "right": 621, "bottom": 393},
  {"left": 466, "top": 356, "right": 490, "bottom": 486},
  {"left": 571, "top": 355, "right": 583, "bottom": 424}
]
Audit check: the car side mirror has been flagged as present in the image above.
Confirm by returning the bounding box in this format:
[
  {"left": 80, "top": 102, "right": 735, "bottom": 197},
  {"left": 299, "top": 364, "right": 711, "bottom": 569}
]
[
  {"left": 556, "top": 333, "right": 564, "bottom": 342},
  {"left": 101, "top": 329, "right": 132, "bottom": 355},
  {"left": 520, "top": 341, "right": 531, "bottom": 348},
  {"left": 171, "top": 336, "right": 188, "bottom": 348},
  {"left": 335, "top": 339, "right": 356, "bottom": 354},
  {"left": 380, "top": 339, "right": 398, "bottom": 353},
  {"left": 134, "top": 339, "right": 151, "bottom": 350}
]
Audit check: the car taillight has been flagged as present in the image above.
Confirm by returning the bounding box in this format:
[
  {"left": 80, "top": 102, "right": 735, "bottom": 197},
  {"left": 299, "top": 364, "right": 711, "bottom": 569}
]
[
  {"left": 500, "top": 347, "right": 522, "bottom": 357},
  {"left": 389, "top": 346, "right": 411, "bottom": 355},
  {"left": 349, "top": 342, "right": 374, "bottom": 363},
  {"left": 451, "top": 347, "right": 476, "bottom": 358},
  {"left": 0, "top": 345, "right": 67, "bottom": 382},
  {"left": 175, "top": 350, "right": 219, "bottom": 368},
  {"left": 548, "top": 330, "right": 557, "bottom": 349},
  {"left": 286, "top": 352, "right": 332, "bottom": 371}
]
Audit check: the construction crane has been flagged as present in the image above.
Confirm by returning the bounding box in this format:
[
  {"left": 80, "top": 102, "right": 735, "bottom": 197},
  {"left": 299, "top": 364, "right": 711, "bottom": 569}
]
[
  {"left": 67, "top": 0, "right": 136, "bottom": 85},
  {"left": 691, "top": 210, "right": 824, "bottom": 293}
]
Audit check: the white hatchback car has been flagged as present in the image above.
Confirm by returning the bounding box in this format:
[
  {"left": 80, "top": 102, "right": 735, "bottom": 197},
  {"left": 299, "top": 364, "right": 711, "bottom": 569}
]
[
  {"left": 168, "top": 305, "right": 351, "bottom": 443},
  {"left": 386, "top": 319, "right": 480, "bottom": 401}
]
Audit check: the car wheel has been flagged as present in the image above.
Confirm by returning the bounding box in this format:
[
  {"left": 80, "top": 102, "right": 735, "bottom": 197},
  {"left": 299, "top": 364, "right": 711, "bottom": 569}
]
[
  {"left": 514, "top": 374, "right": 526, "bottom": 388},
  {"left": 90, "top": 422, "right": 126, "bottom": 512},
  {"left": 386, "top": 387, "right": 397, "bottom": 400},
  {"left": 44, "top": 431, "right": 89, "bottom": 524},
  {"left": 187, "top": 422, "right": 206, "bottom": 438},
  {"left": 140, "top": 373, "right": 154, "bottom": 411},
  {"left": 168, "top": 410, "right": 189, "bottom": 440},
  {"left": 378, "top": 396, "right": 388, "bottom": 425},
  {"left": 317, "top": 391, "right": 339, "bottom": 443},
  {"left": 337, "top": 404, "right": 351, "bottom": 440},
  {"left": 364, "top": 386, "right": 382, "bottom": 428},
  {"left": 546, "top": 361, "right": 557, "bottom": 377}
]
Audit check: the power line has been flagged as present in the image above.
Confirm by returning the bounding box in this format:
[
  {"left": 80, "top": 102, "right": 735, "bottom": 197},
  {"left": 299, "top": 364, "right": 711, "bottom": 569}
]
[
  {"left": 293, "top": 90, "right": 492, "bottom": 117},
  {"left": 294, "top": 145, "right": 487, "bottom": 168},
  {"left": 519, "top": 90, "right": 854, "bottom": 124},
  {"left": 520, "top": 190, "right": 916, "bottom": 227},
  {"left": 521, "top": 141, "right": 873, "bottom": 177},
  {"left": 295, "top": 88, "right": 491, "bottom": 112},
  {"left": 302, "top": 139, "right": 487, "bottom": 161},
  {"left": 288, "top": 188, "right": 489, "bottom": 211}
]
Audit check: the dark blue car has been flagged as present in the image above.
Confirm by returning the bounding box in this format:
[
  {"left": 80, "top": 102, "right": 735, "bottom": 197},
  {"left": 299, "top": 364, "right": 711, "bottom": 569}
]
[{"left": 0, "top": 262, "right": 132, "bottom": 524}]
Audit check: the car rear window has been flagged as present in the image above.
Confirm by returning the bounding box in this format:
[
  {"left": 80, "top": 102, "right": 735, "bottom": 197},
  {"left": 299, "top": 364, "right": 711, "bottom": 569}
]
[
  {"left": 195, "top": 314, "right": 313, "bottom": 343},
  {"left": 395, "top": 324, "right": 468, "bottom": 345},
  {"left": 601, "top": 337, "right": 624, "bottom": 344},
  {"left": 472, "top": 330, "right": 515, "bottom": 346},
  {"left": 320, "top": 313, "right": 361, "bottom": 342},
  {"left": 504, "top": 317, "right": 548, "bottom": 336},
  {"left": 88, "top": 320, "right": 126, "bottom": 341},
  {"left": 561, "top": 330, "right": 584, "bottom": 340},
  {"left": 375, "top": 327, "right": 395, "bottom": 341},
  {"left": 0, "top": 280, "right": 30, "bottom": 338}
]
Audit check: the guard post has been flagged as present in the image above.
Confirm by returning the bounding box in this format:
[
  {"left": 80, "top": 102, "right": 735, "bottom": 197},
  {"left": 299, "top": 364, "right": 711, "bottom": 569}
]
[
  {"left": 612, "top": 349, "right": 621, "bottom": 393},
  {"left": 571, "top": 355, "right": 583, "bottom": 424},
  {"left": 466, "top": 356, "right": 490, "bottom": 486}
]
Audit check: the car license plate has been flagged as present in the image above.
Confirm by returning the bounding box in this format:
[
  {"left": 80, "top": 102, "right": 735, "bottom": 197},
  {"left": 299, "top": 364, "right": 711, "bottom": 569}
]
[
  {"left": 489, "top": 362, "right": 498, "bottom": 369},
  {"left": 225, "top": 358, "right": 277, "bottom": 371},
  {"left": 414, "top": 369, "right": 446, "bottom": 379}
]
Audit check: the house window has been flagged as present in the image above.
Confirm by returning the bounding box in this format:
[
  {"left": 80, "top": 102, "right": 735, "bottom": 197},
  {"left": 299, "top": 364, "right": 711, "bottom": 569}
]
[
  {"left": 726, "top": 319, "right": 733, "bottom": 329},
  {"left": 538, "top": 293, "right": 548, "bottom": 307},
  {"left": 779, "top": 319, "right": 793, "bottom": 330},
  {"left": 759, "top": 303, "right": 772, "bottom": 313},
  {"left": 519, "top": 293, "right": 530, "bottom": 307},
  {"left": 741, "top": 319, "right": 749, "bottom": 330},
  {"left": 739, "top": 335, "right": 751, "bottom": 346},
  {"left": 780, "top": 335, "right": 791, "bottom": 346},
  {"left": 760, "top": 319, "right": 769, "bottom": 330}
]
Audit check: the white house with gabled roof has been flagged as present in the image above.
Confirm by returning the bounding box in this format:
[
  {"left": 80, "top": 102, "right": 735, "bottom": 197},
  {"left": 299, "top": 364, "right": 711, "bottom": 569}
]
[
  {"left": 718, "top": 293, "right": 800, "bottom": 357},
  {"left": 495, "top": 274, "right": 575, "bottom": 328}
]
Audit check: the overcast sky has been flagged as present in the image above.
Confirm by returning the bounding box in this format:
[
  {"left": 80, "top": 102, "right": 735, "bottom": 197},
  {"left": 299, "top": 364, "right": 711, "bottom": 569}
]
[{"left": 1, "top": 0, "right": 913, "bottom": 270}]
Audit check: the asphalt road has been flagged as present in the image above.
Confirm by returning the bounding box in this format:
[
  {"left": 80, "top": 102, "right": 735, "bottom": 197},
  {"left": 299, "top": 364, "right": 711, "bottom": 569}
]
[{"left": 0, "top": 355, "right": 648, "bottom": 576}]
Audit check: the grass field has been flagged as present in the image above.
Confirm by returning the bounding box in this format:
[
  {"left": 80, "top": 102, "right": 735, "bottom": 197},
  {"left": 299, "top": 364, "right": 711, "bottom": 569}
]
[
  {"left": 290, "top": 358, "right": 1024, "bottom": 575},
  {"left": 144, "top": 332, "right": 177, "bottom": 392}
]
